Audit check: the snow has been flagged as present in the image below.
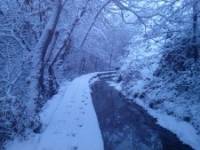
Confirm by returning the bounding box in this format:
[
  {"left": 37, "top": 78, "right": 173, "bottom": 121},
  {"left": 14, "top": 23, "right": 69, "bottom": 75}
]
[
  {"left": 134, "top": 97, "right": 200, "bottom": 150},
  {"left": 6, "top": 73, "right": 103, "bottom": 150},
  {"left": 108, "top": 80, "right": 200, "bottom": 150},
  {"left": 107, "top": 81, "right": 122, "bottom": 91}
]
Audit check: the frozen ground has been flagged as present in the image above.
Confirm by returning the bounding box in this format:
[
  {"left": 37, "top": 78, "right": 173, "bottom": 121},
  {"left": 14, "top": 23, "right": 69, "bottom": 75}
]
[{"left": 6, "top": 73, "right": 103, "bottom": 150}]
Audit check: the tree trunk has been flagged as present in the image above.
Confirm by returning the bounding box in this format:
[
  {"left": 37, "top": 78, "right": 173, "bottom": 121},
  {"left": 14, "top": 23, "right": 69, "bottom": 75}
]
[
  {"left": 47, "top": 65, "right": 58, "bottom": 97},
  {"left": 30, "top": 0, "right": 63, "bottom": 110},
  {"left": 192, "top": 0, "right": 199, "bottom": 60}
]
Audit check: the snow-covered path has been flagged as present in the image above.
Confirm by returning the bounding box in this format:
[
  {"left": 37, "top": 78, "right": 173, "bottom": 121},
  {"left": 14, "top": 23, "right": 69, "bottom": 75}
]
[{"left": 6, "top": 73, "right": 103, "bottom": 150}]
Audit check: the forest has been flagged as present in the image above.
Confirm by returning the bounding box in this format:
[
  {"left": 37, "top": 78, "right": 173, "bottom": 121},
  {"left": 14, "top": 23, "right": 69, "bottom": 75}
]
[{"left": 0, "top": 0, "right": 200, "bottom": 150}]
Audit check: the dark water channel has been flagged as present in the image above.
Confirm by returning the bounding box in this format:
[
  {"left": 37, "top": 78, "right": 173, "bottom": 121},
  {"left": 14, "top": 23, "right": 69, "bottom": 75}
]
[{"left": 91, "top": 80, "right": 193, "bottom": 150}]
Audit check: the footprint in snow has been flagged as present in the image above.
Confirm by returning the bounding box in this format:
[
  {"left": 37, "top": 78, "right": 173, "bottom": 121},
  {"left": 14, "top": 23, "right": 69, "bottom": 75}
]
[
  {"left": 81, "top": 111, "right": 85, "bottom": 114},
  {"left": 71, "top": 133, "right": 76, "bottom": 137},
  {"left": 78, "top": 124, "right": 83, "bottom": 128},
  {"left": 82, "top": 95, "right": 88, "bottom": 99},
  {"left": 72, "top": 146, "right": 78, "bottom": 150}
]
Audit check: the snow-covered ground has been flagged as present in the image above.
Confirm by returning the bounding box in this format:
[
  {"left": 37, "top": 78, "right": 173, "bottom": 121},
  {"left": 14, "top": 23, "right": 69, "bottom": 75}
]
[
  {"left": 6, "top": 71, "right": 200, "bottom": 150},
  {"left": 109, "top": 81, "right": 200, "bottom": 150},
  {"left": 135, "top": 98, "right": 200, "bottom": 150},
  {"left": 6, "top": 73, "right": 103, "bottom": 150}
]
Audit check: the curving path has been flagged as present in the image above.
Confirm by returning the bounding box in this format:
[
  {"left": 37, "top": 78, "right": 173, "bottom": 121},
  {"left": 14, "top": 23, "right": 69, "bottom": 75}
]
[
  {"left": 6, "top": 73, "right": 103, "bottom": 150},
  {"left": 6, "top": 72, "right": 199, "bottom": 150}
]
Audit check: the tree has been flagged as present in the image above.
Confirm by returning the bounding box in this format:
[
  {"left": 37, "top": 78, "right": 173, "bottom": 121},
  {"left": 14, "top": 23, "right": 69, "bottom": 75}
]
[
  {"left": 192, "top": 0, "right": 199, "bottom": 59},
  {"left": 30, "top": 0, "right": 64, "bottom": 109}
]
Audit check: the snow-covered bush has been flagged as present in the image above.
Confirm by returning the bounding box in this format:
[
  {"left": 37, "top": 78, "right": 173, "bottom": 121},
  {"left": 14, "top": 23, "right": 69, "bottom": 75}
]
[
  {"left": 120, "top": 0, "right": 200, "bottom": 135},
  {"left": 121, "top": 34, "right": 200, "bottom": 134},
  {"left": 0, "top": 1, "right": 43, "bottom": 148}
]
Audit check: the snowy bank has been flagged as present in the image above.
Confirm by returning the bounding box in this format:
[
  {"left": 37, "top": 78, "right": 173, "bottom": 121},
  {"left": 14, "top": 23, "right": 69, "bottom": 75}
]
[{"left": 109, "top": 81, "right": 200, "bottom": 150}]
